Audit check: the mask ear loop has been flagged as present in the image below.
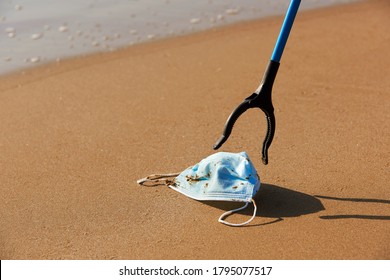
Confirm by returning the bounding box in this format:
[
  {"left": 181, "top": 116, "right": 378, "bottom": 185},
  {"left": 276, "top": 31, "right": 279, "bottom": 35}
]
[{"left": 218, "top": 198, "right": 257, "bottom": 227}]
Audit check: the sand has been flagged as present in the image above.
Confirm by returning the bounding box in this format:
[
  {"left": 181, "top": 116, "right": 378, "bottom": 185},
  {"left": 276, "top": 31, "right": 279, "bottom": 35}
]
[{"left": 0, "top": 0, "right": 389, "bottom": 260}]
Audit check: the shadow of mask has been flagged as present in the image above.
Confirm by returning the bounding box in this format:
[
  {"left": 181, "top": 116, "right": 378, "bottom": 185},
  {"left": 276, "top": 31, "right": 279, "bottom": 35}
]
[
  {"left": 314, "top": 195, "right": 390, "bottom": 220},
  {"left": 204, "top": 183, "right": 325, "bottom": 226}
]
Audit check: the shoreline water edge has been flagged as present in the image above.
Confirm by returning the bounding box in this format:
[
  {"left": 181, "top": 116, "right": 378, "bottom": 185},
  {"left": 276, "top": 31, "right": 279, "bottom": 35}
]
[{"left": 1, "top": 0, "right": 359, "bottom": 76}]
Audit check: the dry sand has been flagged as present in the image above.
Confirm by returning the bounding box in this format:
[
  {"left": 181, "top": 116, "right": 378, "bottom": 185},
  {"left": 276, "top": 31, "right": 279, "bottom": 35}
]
[{"left": 0, "top": 0, "right": 389, "bottom": 259}]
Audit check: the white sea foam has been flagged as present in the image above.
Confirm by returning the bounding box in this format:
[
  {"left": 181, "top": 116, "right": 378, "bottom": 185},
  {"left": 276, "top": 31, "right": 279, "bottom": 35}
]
[
  {"left": 28, "top": 57, "right": 40, "bottom": 63},
  {"left": 14, "top": 4, "right": 23, "bottom": 11},
  {"left": 225, "top": 8, "right": 240, "bottom": 15},
  {"left": 31, "top": 33, "right": 43, "bottom": 40},
  {"left": 190, "top": 18, "right": 201, "bottom": 24},
  {"left": 5, "top": 26, "right": 14, "bottom": 32},
  {"left": 58, "top": 25, "right": 68, "bottom": 33}
]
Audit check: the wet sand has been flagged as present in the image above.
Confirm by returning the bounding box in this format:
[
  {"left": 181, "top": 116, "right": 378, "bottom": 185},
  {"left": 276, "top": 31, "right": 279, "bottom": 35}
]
[{"left": 0, "top": 0, "right": 389, "bottom": 259}]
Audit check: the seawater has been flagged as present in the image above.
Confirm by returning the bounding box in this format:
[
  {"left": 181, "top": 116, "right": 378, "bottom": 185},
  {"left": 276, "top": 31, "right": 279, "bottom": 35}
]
[{"left": 1, "top": 0, "right": 357, "bottom": 75}]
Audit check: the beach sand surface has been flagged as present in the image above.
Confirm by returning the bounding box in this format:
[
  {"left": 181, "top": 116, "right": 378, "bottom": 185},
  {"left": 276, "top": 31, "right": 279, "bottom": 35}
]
[{"left": 0, "top": 0, "right": 389, "bottom": 259}]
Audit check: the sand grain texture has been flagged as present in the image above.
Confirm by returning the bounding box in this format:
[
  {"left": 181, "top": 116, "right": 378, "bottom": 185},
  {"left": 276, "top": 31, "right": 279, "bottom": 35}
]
[{"left": 0, "top": 0, "right": 389, "bottom": 259}]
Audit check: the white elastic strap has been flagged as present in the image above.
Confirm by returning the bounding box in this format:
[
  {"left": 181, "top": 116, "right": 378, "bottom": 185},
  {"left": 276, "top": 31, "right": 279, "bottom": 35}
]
[
  {"left": 137, "top": 173, "right": 180, "bottom": 185},
  {"left": 218, "top": 198, "right": 257, "bottom": 227}
]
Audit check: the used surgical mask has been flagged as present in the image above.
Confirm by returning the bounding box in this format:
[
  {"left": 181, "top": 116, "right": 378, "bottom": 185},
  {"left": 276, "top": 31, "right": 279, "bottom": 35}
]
[{"left": 137, "top": 152, "right": 261, "bottom": 226}]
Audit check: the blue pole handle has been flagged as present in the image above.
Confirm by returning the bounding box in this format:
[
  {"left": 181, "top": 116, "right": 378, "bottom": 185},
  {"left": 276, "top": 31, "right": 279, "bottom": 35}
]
[{"left": 271, "top": 0, "right": 301, "bottom": 63}]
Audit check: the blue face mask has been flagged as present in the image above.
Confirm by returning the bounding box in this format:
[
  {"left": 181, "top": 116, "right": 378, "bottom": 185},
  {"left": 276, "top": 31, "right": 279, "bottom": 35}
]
[{"left": 137, "top": 152, "right": 261, "bottom": 226}]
